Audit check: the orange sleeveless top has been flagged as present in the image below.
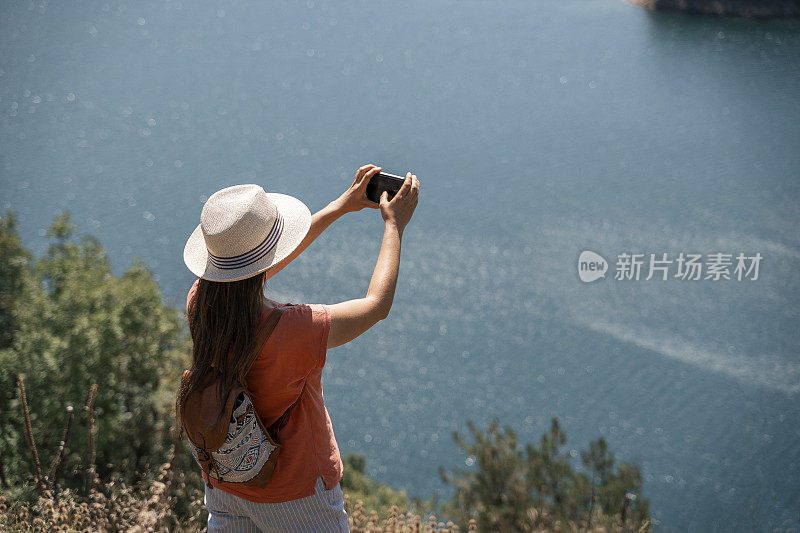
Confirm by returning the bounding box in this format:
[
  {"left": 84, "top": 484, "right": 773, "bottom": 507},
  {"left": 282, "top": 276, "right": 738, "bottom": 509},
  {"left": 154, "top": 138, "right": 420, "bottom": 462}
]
[{"left": 186, "top": 279, "right": 343, "bottom": 502}]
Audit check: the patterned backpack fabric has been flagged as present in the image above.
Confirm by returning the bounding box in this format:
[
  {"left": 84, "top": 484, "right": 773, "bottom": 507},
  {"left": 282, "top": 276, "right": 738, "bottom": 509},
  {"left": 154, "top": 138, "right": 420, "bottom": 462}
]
[{"left": 180, "top": 304, "right": 305, "bottom": 489}]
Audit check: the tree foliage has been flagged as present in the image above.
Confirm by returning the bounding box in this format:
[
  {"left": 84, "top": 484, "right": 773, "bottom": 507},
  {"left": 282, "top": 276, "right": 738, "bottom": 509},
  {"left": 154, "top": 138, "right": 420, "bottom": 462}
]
[
  {"left": 0, "top": 211, "right": 187, "bottom": 495},
  {"left": 441, "top": 417, "right": 650, "bottom": 531}
]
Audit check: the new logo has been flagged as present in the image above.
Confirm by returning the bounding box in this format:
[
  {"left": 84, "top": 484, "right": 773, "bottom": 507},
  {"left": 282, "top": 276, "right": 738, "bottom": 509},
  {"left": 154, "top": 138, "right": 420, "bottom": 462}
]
[{"left": 578, "top": 251, "right": 608, "bottom": 283}]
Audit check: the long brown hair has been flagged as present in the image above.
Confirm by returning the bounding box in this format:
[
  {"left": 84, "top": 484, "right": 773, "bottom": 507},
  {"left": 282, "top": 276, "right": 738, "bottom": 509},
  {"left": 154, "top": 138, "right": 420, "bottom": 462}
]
[{"left": 174, "top": 271, "right": 268, "bottom": 440}]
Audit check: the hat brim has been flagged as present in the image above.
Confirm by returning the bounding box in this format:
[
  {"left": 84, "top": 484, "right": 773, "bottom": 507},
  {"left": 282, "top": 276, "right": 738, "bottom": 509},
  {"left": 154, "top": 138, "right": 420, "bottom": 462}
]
[{"left": 183, "top": 192, "right": 312, "bottom": 282}]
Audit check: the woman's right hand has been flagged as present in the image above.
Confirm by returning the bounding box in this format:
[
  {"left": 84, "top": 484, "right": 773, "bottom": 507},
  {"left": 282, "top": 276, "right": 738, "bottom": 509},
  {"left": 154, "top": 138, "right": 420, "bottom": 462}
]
[{"left": 379, "top": 172, "right": 419, "bottom": 232}]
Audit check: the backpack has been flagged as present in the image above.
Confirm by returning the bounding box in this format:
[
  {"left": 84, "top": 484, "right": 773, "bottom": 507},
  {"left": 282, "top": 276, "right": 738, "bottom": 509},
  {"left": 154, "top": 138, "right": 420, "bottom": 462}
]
[{"left": 180, "top": 304, "right": 305, "bottom": 489}]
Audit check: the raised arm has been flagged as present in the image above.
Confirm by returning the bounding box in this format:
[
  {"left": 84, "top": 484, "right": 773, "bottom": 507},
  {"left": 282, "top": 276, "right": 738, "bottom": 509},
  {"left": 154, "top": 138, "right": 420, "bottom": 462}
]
[
  {"left": 327, "top": 171, "right": 420, "bottom": 349},
  {"left": 267, "top": 164, "right": 383, "bottom": 278},
  {"left": 266, "top": 201, "right": 345, "bottom": 278}
]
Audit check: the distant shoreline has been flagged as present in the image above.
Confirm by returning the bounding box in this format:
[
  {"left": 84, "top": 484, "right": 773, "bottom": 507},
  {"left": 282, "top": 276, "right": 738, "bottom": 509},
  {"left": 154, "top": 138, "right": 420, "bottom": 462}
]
[{"left": 628, "top": 0, "right": 800, "bottom": 18}]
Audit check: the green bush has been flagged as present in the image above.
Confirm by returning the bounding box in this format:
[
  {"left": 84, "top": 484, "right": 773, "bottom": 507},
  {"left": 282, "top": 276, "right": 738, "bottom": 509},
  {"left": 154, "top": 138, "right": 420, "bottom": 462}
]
[
  {"left": 340, "top": 453, "right": 409, "bottom": 518},
  {"left": 0, "top": 211, "right": 190, "bottom": 495},
  {"left": 440, "top": 418, "right": 650, "bottom": 531}
]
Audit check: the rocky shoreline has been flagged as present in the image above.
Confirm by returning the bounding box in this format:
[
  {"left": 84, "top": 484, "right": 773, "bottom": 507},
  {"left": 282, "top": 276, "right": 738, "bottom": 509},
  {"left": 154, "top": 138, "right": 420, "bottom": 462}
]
[{"left": 629, "top": 0, "right": 800, "bottom": 18}]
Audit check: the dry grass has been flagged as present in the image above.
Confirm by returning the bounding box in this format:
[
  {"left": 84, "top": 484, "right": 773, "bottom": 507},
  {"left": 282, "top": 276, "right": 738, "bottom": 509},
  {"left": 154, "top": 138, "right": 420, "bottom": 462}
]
[
  {"left": 0, "top": 444, "right": 209, "bottom": 532},
  {"left": 2, "top": 468, "right": 652, "bottom": 532},
  {"left": 1, "top": 481, "right": 648, "bottom": 532},
  {"left": 0, "top": 473, "right": 465, "bottom": 532},
  {"left": 343, "top": 496, "right": 473, "bottom": 532}
]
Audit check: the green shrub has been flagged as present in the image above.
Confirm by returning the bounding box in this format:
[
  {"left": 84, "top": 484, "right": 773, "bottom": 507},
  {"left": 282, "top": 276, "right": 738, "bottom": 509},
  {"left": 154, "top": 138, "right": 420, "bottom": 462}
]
[
  {"left": 440, "top": 417, "right": 650, "bottom": 531},
  {"left": 0, "top": 211, "right": 188, "bottom": 494}
]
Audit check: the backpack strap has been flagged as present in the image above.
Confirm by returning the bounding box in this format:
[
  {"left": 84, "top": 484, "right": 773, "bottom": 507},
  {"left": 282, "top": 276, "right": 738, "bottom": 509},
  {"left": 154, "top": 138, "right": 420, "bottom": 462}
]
[
  {"left": 268, "top": 378, "right": 307, "bottom": 434},
  {"left": 242, "top": 304, "right": 293, "bottom": 378},
  {"left": 231, "top": 303, "right": 294, "bottom": 393},
  {"left": 252, "top": 304, "right": 307, "bottom": 434},
  {"left": 245, "top": 304, "right": 306, "bottom": 433}
]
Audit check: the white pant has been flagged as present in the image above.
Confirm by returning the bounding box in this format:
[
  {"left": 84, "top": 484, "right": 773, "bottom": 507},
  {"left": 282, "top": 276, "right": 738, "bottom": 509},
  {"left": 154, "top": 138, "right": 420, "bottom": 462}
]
[{"left": 204, "top": 476, "right": 349, "bottom": 532}]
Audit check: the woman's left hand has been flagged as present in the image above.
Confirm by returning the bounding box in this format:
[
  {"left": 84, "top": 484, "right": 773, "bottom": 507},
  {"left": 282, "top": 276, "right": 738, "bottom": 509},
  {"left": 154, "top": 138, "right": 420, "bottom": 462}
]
[{"left": 335, "top": 164, "right": 382, "bottom": 213}]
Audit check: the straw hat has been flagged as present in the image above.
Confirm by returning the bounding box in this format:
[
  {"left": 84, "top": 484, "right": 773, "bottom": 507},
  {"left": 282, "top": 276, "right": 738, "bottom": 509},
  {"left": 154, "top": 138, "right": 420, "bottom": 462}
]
[{"left": 183, "top": 184, "right": 311, "bottom": 282}]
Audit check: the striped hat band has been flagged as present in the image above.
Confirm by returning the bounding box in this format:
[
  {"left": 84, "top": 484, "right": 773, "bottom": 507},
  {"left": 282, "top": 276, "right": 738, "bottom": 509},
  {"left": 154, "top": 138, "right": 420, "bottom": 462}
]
[{"left": 207, "top": 211, "right": 284, "bottom": 270}]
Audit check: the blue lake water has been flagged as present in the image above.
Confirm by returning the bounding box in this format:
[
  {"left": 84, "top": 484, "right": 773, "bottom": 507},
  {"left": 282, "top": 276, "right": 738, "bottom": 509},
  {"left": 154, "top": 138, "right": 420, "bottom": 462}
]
[{"left": 1, "top": 1, "right": 799, "bottom": 530}]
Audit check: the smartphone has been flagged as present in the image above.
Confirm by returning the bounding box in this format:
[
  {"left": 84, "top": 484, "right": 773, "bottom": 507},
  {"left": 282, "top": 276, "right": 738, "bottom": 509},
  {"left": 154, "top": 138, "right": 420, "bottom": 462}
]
[{"left": 365, "top": 171, "right": 407, "bottom": 204}]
